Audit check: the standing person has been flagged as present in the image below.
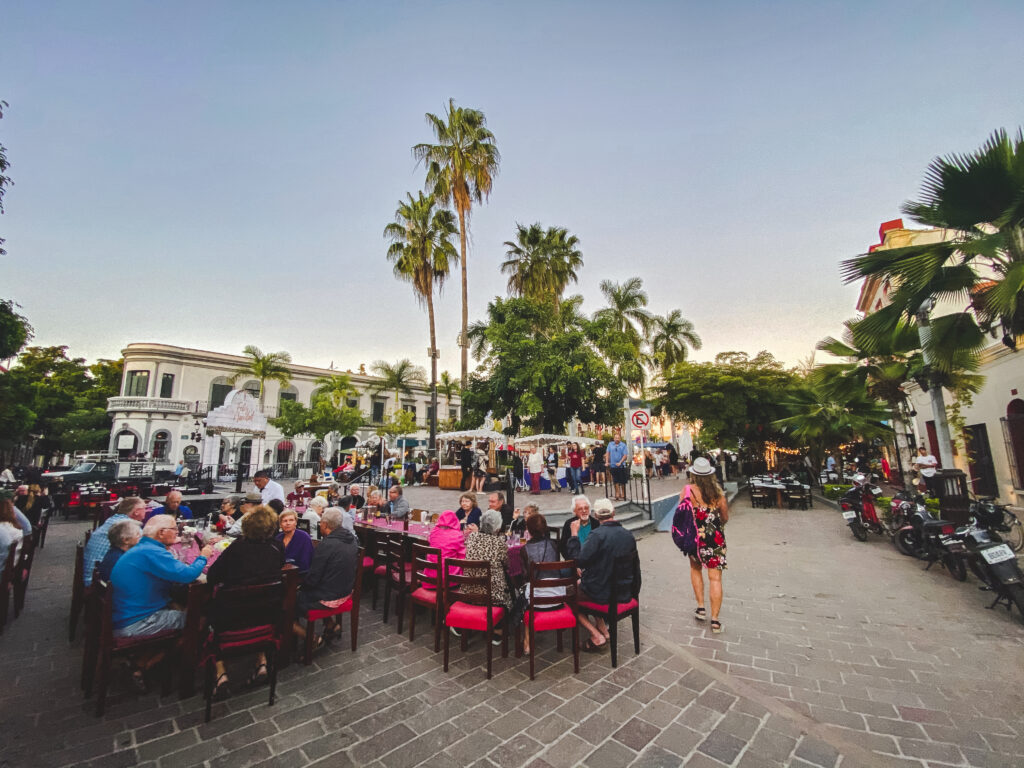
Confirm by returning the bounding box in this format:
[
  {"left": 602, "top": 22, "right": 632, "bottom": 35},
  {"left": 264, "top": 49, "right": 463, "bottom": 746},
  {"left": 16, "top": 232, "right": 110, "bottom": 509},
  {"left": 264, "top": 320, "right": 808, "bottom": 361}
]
[
  {"left": 678, "top": 457, "right": 728, "bottom": 634},
  {"left": 566, "top": 443, "right": 584, "bottom": 494},
  {"left": 527, "top": 447, "right": 543, "bottom": 495},
  {"left": 880, "top": 455, "right": 891, "bottom": 483},
  {"left": 590, "top": 441, "right": 606, "bottom": 488},
  {"left": 253, "top": 470, "right": 285, "bottom": 505},
  {"left": 666, "top": 442, "right": 679, "bottom": 476},
  {"left": 913, "top": 446, "right": 939, "bottom": 496},
  {"left": 15, "top": 483, "right": 50, "bottom": 527},
  {"left": 606, "top": 433, "right": 629, "bottom": 501},
  {"left": 471, "top": 443, "right": 488, "bottom": 493},
  {"left": 545, "top": 446, "right": 561, "bottom": 493},
  {"left": 459, "top": 443, "right": 474, "bottom": 492}
]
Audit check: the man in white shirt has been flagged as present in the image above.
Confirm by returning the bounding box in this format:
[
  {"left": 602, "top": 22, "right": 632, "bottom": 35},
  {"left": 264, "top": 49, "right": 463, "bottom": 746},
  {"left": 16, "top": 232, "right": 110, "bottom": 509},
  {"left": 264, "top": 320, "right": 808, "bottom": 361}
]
[
  {"left": 913, "top": 447, "right": 939, "bottom": 496},
  {"left": 253, "top": 470, "right": 285, "bottom": 505}
]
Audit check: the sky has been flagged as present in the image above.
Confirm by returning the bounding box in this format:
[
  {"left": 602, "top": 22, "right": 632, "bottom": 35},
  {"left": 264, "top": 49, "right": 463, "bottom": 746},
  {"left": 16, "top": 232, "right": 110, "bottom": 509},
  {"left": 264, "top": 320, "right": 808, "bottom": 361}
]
[{"left": 3, "top": 0, "right": 1023, "bottom": 374}]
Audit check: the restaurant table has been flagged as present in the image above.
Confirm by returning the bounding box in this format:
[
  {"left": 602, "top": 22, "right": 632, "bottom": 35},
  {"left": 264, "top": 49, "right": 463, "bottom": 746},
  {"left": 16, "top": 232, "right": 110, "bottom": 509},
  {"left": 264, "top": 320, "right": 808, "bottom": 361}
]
[
  {"left": 750, "top": 478, "right": 809, "bottom": 508},
  {"left": 169, "top": 531, "right": 224, "bottom": 573},
  {"left": 154, "top": 493, "right": 228, "bottom": 517}
]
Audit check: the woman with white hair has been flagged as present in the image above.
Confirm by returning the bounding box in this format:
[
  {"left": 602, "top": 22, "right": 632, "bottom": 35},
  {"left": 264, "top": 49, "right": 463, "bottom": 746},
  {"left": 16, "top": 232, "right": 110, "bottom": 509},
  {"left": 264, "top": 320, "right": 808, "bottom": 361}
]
[{"left": 303, "top": 496, "right": 328, "bottom": 539}]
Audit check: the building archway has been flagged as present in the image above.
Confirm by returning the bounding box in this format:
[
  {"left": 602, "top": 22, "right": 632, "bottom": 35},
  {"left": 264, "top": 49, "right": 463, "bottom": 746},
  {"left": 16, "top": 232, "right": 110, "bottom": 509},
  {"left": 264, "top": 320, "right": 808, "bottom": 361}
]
[
  {"left": 113, "top": 429, "right": 140, "bottom": 460},
  {"left": 238, "top": 439, "right": 253, "bottom": 469},
  {"left": 151, "top": 430, "right": 171, "bottom": 462},
  {"left": 1001, "top": 399, "right": 1024, "bottom": 489}
]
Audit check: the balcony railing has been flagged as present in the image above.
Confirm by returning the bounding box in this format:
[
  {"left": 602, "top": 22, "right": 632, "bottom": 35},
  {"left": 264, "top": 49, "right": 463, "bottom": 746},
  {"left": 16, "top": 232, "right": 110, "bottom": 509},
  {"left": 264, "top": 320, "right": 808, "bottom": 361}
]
[{"left": 107, "top": 397, "right": 193, "bottom": 414}]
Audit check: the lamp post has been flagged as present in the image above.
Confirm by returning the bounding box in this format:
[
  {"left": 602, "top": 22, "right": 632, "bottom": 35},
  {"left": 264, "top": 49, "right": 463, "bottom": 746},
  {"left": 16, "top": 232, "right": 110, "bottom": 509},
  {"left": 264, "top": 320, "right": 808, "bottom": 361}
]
[{"left": 915, "top": 298, "right": 955, "bottom": 469}]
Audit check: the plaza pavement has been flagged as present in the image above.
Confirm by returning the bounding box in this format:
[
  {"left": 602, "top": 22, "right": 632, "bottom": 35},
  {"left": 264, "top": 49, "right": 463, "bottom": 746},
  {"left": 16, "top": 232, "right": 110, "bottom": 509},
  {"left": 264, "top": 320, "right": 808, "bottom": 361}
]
[{"left": 1, "top": 494, "right": 1023, "bottom": 768}]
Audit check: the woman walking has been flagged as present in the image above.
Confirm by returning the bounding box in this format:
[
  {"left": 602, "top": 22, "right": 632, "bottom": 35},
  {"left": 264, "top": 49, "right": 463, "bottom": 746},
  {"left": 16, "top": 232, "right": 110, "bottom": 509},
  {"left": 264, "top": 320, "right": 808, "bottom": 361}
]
[
  {"left": 679, "top": 457, "right": 728, "bottom": 633},
  {"left": 566, "top": 443, "right": 584, "bottom": 494}
]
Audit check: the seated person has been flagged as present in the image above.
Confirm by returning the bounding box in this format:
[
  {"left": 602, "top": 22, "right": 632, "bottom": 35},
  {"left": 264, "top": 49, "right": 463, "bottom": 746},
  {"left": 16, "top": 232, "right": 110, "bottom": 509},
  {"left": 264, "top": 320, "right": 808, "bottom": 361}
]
[
  {"left": 426, "top": 509, "right": 466, "bottom": 579},
  {"left": 15, "top": 483, "right": 50, "bottom": 527},
  {"left": 559, "top": 495, "right": 600, "bottom": 558},
  {"left": 381, "top": 485, "right": 410, "bottom": 520},
  {"left": 487, "top": 491, "right": 515, "bottom": 532},
  {"left": 565, "top": 499, "right": 641, "bottom": 651},
  {"left": 277, "top": 509, "right": 314, "bottom": 572},
  {"left": 456, "top": 492, "right": 481, "bottom": 529},
  {"left": 326, "top": 483, "right": 342, "bottom": 507},
  {"left": 294, "top": 508, "right": 359, "bottom": 644},
  {"left": 224, "top": 492, "right": 262, "bottom": 537},
  {"left": 286, "top": 481, "right": 311, "bottom": 507},
  {"left": 508, "top": 503, "right": 539, "bottom": 538},
  {"left": 520, "top": 513, "right": 571, "bottom": 653},
  {"left": 302, "top": 496, "right": 328, "bottom": 539},
  {"left": 97, "top": 519, "right": 142, "bottom": 583},
  {"left": 0, "top": 494, "right": 24, "bottom": 570},
  {"left": 463, "top": 511, "right": 513, "bottom": 632},
  {"left": 338, "top": 484, "right": 365, "bottom": 510},
  {"left": 215, "top": 495, "right": 242, "bottom": 530},
  {"left": 84, "top": 496, "right": 149, "bottom": 586},
  {"left": 110, "top": 514, "right": 213, "bottom": 690},
  {"left": 207, "top": 505, "right": 285, "bottom": 699},
  {"left": 144, "top": 489, "right": 194, "bottom": 522},
  {"left": 364, "top": 490, "right": 383, "bottom": 517},
  {"left": 418, "top": 459, "right": 440, "bottom": 485}
]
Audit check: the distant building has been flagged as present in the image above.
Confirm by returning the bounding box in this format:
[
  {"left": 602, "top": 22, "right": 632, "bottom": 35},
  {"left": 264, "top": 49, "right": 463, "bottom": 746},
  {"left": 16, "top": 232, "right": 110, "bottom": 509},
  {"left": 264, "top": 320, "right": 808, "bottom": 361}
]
[
  {"left": 106, "top": 343, "right": 459, "bottom": 475},
  {"left": 857, "top": 221, "right": 1024, "bottom": 502}
]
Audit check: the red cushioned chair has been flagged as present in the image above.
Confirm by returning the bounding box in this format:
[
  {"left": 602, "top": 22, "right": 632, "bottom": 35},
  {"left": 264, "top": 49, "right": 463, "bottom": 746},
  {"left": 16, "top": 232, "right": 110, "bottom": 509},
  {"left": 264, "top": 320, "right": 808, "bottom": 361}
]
[
  {"left": 577, "top": 552, "right": 640, "bottom": 668},
  {"left": 407, "top": 543, "right": 443, "bottom": 652},
  {"left": 382, "top": 534, "right": 412, "bottom": 631},
  {"left": 442, "top": 557, "right": 508, "bottom": 679},
  {"left": 353, "top": 525, "right": 377, "bottom": 595},
  {"left": 0, "top": 541, "right": 16, "bottom": 634},
  {"left": 202, "top": 579, "right": 286, "bottom": 722},
  {"left": 93, "top": 584, "right": 181, "bottom": 716},
  {"left": 13, "top": 534, "right": 36, "bottom": 618},
  {"left": 522, "top": 559, "right": 579, "bottom": 680},
  {"left": 303, "top": 546, "right": 364, "bottom": 665}
]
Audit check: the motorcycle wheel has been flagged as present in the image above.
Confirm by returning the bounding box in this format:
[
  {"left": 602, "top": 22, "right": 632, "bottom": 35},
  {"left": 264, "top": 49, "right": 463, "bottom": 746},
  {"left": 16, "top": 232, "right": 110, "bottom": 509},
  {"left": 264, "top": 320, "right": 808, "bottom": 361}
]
[
  {"left": 851, "top": 523, "right": 868, "bottom": 542},
  {"left": 895, "top": 529, "right": 917, "bottom": 557},
  {"left": 943, "top": 553, "right": 967, "bottom": 582},
  {"left": 1004, "top": 512, "right": 1024, "bottom": 553},
  {"left": 967, "top": 557, "right": 991, "bottom": 587}
]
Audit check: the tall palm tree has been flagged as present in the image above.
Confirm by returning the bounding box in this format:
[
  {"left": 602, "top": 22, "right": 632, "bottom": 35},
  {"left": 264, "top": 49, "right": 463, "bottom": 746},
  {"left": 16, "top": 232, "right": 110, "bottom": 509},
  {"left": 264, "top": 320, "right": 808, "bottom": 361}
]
[
  {"left": 230, "top": 345, "right": 292, "bottom": 409},
  {"left": 313, "top": 373, "right": 356, "bottom": 408},
  {"left": 413, "top": 99, "right": 500, "bottom": 388},
  {"left": 384, "top": 191, "right": 459, "bottom": 446},
  {"left": 501, "top": 223, "right": 583, "bottom": 308},
  {"left": 438, "top": 370, "right": 460, "bottom": 421},
  {"left": 593, "top": 277, "right": 652, "bottom": 347},
  {"left": 841, "top": 128, "right": 1024, "bottom": 368},
  {"left": 370, "top": 359, "right": 428, "bottom": 412},
  {"left": 648, "top": 310, "right": 702, "bottom": 374}
]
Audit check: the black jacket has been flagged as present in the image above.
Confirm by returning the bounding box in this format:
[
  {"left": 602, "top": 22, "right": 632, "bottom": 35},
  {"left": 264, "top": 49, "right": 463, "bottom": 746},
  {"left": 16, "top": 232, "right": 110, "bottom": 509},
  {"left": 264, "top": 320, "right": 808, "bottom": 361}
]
[
  {"left": 207, "top": 538, "right": 284, "bottom": 587},
  {"left": 302, "top": 527, "right": 359, "bottom": 603},
  {"left": 559, "top": 516, "right": 599, "bottom": 559},
  {"left": 565, "top": 520, "right": 641, "bottom": 604}
]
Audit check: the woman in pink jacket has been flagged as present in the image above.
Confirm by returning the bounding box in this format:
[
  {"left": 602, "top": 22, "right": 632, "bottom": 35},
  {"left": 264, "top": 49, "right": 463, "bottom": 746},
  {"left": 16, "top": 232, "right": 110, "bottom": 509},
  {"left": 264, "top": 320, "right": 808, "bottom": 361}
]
[{"left": 427, "top": 509, "right": 466, "bottom": 578}]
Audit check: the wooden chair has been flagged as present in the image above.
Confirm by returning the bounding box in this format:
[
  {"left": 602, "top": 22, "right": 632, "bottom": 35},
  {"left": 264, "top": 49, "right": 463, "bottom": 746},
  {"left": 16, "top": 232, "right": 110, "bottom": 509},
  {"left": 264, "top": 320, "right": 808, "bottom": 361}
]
[
  {"left": 93, "top": 585, "right": 182, "bottom": 716},
  {"left": 0, "top": 542, "right": 17, "bottom": 634},
  {"left": 442, "top": 557, "right": 508, "bottom": 679},
  {"left": 522, "top": 559, "right": 579, "bottom": 680},
  {"left": 407, "top": 543, "right": 443, "bottom": 652},
  {"left": 577, "top": 553, "right": 640, "bottom": 668},
  {"left": 750, "top": 485, "right": 769, "bottom": 508},
  {"left": 202, "top": 579, "right": 286, "bottom": 722},
  {"left": 13, "top": 535, "right": 36, "bottom": 617},
  {"left": 302, "top": 547, "right": 364, "bottom": 664},
  {"left": 296, "top": 518, "right": 311, "bottom": 534},
  {"left": 81, "top": 566, "right": 104, "bottom": 694},
  {"left": 382, "top": 534, "right": 412, "bottom": 632},
  {"left": 69, "top": 533, "right": 93, "bottom": 642},
  {"left": 410, "top": 509, "right": 424, "bottom": 522},
  {"left": 33, "top": 512, "right": 50, "bottom": 549}
]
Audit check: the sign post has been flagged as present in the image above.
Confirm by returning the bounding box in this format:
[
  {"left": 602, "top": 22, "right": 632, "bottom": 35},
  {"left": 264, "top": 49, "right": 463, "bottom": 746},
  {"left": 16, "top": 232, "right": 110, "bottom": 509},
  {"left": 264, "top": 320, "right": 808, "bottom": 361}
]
[{"left": 629, "top": 407, "right": 651, "bottom": 494}]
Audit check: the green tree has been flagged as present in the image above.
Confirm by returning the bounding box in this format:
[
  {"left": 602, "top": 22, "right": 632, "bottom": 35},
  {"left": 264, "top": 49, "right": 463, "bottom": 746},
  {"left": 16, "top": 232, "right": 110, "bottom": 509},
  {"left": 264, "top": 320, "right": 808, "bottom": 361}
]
[
  {"left": 0, "top": 298, "right": 32, "bottom": 360},
  {"left": 461, "top": 296, "right": 626, "bottom": 434},
  {"left": 384, "top": 191, "right": 459, "bottom": 445},
  {"left": 841, "top": 128, "right": 1024, "bottom": 370},
  {"left": 375, "top": 409, "right": 418, "bottom": 441},
  {"left": 51, "top": 358, "right": 124, "bottom": 454},
  {"left": 270, "top": 395, "right": 364, "bottom": 451},
  {"left": 370, "top": 359, "right": 427, "bottom": 410},
  {"left": 313, "top": 373, "right": 356, "bottom": 408},
  {"left": 438, "top": 370, "right": 460, "bottom": 428},
  {"left": 592, "top": 277, "right": 654, "bottom": 393},
  {"left": 648, "top": 309, "right": 702, "bottom": 377},
  {"left": 413, "top": 98, "right": 500, "bottom": 388},
  {"left": 501, "top": 223, "right": 583, "bottom": 309},
  {"left": 229, "top": 345, "right": 292, "bottom": 408}
]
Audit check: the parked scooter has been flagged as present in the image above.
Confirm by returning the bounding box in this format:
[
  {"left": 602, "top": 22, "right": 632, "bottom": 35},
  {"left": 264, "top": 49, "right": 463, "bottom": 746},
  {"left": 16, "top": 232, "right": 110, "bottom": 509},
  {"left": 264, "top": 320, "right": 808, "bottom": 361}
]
[
  {"left": 962, "top": 523, "right": 1024, "bottom": 623},
  {"left": 839, "top": 473, "right": 885, "bottom": 541},
  {"left": 970, "top": 496, "right": 1024, "bottom": 553},
  {"left": 888, "top": 489, "right": 924, "bottom": 542},
  {"left": 893, "top": 502, "right": 968, "bottom": 580}
]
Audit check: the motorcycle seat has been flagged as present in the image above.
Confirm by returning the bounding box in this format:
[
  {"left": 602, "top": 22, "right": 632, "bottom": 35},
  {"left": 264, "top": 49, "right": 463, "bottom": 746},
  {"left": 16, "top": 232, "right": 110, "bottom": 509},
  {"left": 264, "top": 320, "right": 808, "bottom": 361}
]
[{"left": 921, "top": 518, "right": 954, "bottom": 531}]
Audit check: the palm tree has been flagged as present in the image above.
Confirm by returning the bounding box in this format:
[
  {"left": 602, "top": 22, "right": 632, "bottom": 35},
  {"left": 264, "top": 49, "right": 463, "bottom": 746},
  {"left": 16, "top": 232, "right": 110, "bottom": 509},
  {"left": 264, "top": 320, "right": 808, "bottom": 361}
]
[
  {"left": 384, "top": 191, "right": 459, "bottom": 446},
  {"left": 593, "top": 277, "right": 652, "bottom": 347},
  {"left": 413, "top": 99, "right": 500, "bottom": 388},
  {"left": 648, "top": 310, "right": 702, "bottom": 375},
  {"left": 313, "top": 373, "right": 356, "bottom": 408},
  {"left": 370, "top": 359, "right": 427, "bottom": 412},
  {"left": 438, "top": 370, "right": 460, "bottom": 421},
  {"left": 841, "top": 128, "right": 1024, "bottom": 368},
  {"left": 230, "top": 345, "right": 292, "bottom": 409},
  {"left": 501, "top": 223, "right": 583, "bottom": 308}
]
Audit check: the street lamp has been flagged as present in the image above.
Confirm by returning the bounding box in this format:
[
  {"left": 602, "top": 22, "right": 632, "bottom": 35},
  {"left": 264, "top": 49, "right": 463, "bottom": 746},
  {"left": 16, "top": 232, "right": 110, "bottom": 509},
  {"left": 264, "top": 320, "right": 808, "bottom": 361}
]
[{"left": 915, "top": 298, "right": 955, "bottom": 469}]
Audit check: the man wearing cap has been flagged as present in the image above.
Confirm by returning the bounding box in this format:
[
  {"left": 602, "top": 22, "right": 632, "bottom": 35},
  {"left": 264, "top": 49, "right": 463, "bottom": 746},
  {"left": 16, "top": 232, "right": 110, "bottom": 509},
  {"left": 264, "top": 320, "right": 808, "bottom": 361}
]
[
  {"left": 566, "top": 498, "right": 641, "bottom": 650},
  {"left": 287, "top": 481, "right": 311, "bottom": 507},
  {"left": 606, "top": 433, "right": 629, "bottom": 501},
  {"left": 223, "top": 491, "right": 262, "bottom": 536},
  {"left": 254, "top": 469, "right": 286, "bottom": 505}
]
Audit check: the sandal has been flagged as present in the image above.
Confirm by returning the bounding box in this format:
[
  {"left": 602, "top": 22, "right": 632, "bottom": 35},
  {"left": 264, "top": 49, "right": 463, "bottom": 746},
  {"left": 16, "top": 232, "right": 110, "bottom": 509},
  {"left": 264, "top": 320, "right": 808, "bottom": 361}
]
[
  {"left": 694, "top": 607, "right": 707, "bottom": 622},
  {"left": 212, "top": 672, "right": 231, "bottom": 701},
  {"left": 710, "top": 619, "right": 722, "bottom": 634},
  {"left": 246, "top": 662, "right": 268, "bottom": 687}
]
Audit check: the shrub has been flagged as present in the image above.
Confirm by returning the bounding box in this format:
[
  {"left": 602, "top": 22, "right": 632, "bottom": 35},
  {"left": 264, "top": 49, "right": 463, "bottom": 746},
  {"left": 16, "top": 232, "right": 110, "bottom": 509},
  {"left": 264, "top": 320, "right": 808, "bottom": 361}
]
[{"left": 823, "top": 484, "right": 852, "bottom": 500}]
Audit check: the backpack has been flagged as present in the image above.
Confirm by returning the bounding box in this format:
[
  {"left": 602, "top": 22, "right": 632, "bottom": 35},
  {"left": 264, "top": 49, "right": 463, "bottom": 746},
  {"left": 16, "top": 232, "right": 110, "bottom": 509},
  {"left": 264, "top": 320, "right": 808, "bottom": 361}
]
[{"left": 671, "top": 485, "right": 698, "bottom": 557}]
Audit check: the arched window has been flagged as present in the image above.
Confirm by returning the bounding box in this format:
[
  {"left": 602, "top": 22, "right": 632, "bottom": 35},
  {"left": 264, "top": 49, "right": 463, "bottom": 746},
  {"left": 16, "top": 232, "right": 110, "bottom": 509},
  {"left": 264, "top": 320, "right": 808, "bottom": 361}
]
[
  {"left": 1001, "top": 399, "right": 1024, "bottom": 489},
  {"left": 279, "top": 385, "right": 298, "bottom": 409},
  {"left": 275, "top": 440, "right": 294, "bottom": 465},
  {"left": 309, "top": 440, "right": 324, "bottom": 463},
  {"left": 244, "top": 380, "right": 262, "bottom": 400},
  {"left": 151, "top": 430, "right": 171, "bottom": 461},
  {"left": 115, "top": 430, "right": 138, "bottom": 460},
  {"left": 209, "top": 376, "right": 233, "bottom": 409}
]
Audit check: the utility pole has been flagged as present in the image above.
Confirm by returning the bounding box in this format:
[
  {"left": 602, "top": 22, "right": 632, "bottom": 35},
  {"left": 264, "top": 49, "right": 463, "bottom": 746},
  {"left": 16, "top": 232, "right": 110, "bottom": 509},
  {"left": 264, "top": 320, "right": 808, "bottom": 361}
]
[{"left": 915, "top": 298, "right": 955, "bottom": 469}]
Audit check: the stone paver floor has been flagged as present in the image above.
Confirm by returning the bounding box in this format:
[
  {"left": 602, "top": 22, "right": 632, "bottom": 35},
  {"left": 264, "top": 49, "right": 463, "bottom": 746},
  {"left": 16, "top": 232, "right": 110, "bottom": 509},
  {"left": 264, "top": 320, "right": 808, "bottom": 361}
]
[{"left": 2, "top": 496, "right": 1023, "bottom": 768}]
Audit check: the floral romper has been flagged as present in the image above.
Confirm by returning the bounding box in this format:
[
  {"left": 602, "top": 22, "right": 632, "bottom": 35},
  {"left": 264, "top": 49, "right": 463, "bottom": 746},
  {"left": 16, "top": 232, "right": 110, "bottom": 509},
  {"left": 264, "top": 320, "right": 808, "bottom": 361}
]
[{"left": 690, "top": 493, "right": 727, "bottom": 571}]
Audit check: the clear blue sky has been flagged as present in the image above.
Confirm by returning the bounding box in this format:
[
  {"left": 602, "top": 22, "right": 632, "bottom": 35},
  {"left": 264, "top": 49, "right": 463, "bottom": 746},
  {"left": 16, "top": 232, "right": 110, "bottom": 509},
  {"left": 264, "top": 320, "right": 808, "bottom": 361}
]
[{"left": 3, "top": 1, "right": 1023, "bottom": 372}]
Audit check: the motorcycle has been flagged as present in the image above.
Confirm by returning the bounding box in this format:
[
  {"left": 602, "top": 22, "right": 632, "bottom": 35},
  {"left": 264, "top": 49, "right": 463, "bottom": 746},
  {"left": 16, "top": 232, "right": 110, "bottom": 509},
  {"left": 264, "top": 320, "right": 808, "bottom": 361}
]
[
  {"left": 893, "top": 502, "right": 968, "bottom": 581},
  {"left": 962, "top": 523, "right": 1024, "bottom": 623},
  {"left": 888, "top": 489, "right": 924, "bottom": 543},
  {"left": 970, "top": 496, "right": 1024, "bottom": 553},
  {"left": 839, "top": 473, "right": 885, "bottom": 541}
]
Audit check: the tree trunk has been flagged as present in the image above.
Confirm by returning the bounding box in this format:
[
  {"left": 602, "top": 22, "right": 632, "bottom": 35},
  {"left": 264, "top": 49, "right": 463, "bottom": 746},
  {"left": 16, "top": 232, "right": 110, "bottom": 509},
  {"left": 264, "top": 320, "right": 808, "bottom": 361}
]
[
  {"left": 427, "top": 287, "right": 438, "bottom": 450},
  {"left": 891, "top": 406, "right": 915, "bottom": 489},
  {"left": 457, "top": 206, "right": 469, "bottom": 389}
]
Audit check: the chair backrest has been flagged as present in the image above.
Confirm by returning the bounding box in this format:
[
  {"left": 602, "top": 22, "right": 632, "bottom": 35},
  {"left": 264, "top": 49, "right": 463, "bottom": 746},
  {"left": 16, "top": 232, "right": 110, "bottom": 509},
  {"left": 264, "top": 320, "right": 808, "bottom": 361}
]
[
  {"left": 1, "top": 542, "right": 17, "bottom": 586},
  {"left": 429, "top": 512, "right": 440, "bottom": 524},
  {"left": 410, "top": 509, "right": 424, "bottom": 522},
  {"left": 16, "top": 535, "right": 35, "bottom": 578},
  {"left": 410, "top": 543, "right": 442, "bottom": 591},
  {"left": 73, "top": 541, "right": 85, "bottom": 589},
  {"left": 443, "top": 558, "right": 492, "bottom": 608},
  {"left": 84, "top": 529, "right": 92, "bottom": 544},
  {"left": 296, "top": 518, "right": 311, "bottom": 533},
  {"left": 209, "top": 579, "right": 286, "bottom": 634},
  {"left": 609, "top": 552, "right": 639, "bottom": 607},
  {"left": 528, "top": 559, "right": 577, "bottom": 609},
  {"left": 385, "top": 534, "right": 407, "bottom": 585}
]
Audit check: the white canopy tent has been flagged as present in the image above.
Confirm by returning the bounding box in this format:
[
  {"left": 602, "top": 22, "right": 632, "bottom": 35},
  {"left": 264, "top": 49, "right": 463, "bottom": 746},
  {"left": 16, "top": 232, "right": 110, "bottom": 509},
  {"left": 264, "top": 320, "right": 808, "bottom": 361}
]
[
  {"left": 512, "top": 434, "right": 602, "bottom": 447},
  {"left": 434, "top": 429, "right": 507, "bottom": 443}
]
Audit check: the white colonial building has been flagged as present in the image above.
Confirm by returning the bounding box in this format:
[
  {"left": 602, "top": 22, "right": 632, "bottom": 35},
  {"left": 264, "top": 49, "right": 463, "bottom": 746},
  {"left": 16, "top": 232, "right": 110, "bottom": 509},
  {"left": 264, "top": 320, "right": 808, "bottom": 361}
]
[{"left": 106, "top": 343, "right": 459, "bottom": 476}]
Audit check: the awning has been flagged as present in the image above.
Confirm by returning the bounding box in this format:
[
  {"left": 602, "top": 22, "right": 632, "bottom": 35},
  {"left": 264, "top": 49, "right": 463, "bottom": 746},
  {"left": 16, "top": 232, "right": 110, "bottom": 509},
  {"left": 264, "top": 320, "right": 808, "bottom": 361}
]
[{"left": 277, "top": 440, "right": 294, "bottom": 452}]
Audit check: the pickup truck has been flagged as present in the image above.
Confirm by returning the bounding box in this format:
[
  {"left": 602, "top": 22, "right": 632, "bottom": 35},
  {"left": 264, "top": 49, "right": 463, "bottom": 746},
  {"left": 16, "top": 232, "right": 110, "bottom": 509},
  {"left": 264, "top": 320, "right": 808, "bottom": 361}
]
[{"left": 42, "top": 460, "right": 119, "bottom": 487}]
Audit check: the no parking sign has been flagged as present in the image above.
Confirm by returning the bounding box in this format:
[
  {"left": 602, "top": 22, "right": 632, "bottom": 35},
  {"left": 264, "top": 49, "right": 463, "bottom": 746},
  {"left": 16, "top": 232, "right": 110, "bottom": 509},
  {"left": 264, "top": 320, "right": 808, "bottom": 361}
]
[{"left": 629, "top": 407, "right": 651, "bottom": 430}]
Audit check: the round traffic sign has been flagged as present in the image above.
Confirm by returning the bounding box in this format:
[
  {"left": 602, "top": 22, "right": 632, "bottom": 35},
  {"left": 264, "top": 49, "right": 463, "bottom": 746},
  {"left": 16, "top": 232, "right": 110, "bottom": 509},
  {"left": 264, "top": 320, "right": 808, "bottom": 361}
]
[{"left": 630, "top": 410, "right": 650, "bottom": 428}]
